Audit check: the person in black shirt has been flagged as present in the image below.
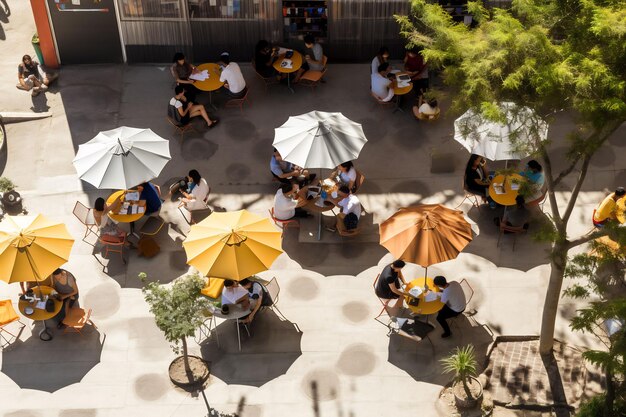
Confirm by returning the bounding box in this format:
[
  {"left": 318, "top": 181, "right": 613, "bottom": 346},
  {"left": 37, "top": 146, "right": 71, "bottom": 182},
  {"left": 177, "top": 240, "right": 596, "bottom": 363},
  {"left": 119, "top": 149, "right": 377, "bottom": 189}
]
[
  {"left": 374, "top": 260, "right": 409, "bottom": 316},
  {"left": 464, "top": 154, "right": 490, "bottom": 200}
]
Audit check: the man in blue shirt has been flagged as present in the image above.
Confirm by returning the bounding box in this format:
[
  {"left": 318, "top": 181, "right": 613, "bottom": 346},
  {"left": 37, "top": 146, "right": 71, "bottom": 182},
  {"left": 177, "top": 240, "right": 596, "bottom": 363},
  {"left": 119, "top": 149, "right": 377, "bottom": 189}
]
[{"left": 138, "top": 182, "right": 162, "bottom": 215}]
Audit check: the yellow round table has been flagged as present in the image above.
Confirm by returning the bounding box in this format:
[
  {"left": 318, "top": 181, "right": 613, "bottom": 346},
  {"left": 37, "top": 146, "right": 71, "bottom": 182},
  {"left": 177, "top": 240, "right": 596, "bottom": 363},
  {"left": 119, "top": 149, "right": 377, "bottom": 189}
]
[
  {"left": 193, "top": 63, "right": 225, "bottom": 92},
  {"left": 488, "top": 173, "right": 525, "bottom": 206},
  {"left": 18, "top": 285, "right": 63, "bottom": 341},
  {"left": 273, "top": 51, "right": 303, "bottom": 74},
  {"left": 405, "top": 277, "right": 444, "bottom": 315},
  {"left": 106, "top": 190, "right": 146, "bottom": 223}
]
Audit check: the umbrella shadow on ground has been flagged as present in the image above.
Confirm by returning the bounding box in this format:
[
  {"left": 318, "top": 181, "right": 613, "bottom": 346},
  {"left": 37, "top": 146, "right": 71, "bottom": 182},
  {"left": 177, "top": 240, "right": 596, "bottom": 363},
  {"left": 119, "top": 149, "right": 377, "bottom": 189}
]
[
  {"left": 387, "top": 315, "right": 494, "bottom": 384},
  {"left": 200, "top": 310, "right": 302, "bottom": 387},
  {"left": 462, "top": 205, "right": 553, "bottom": 271},
  {"left": 1, "top": 328, "right": 104, "bottom": 392}
]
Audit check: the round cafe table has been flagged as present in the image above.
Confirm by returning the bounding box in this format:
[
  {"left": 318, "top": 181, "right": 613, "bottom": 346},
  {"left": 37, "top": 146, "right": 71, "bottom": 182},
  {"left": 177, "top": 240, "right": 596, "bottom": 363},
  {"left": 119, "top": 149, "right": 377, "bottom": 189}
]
[
  {"left": 488, "top": 173, "right": 525, "bottom": 206},
  {"left": 273, "top": 51, "right": 303, "bottom": 93},
  {"left": 106, "top": 190, "right": 146, "bottom": 223},
  {"left": 18, "top": 285, "right": 63, "bottom": 341},
  {"left": 404, "top": 277, "right": 444, "bottom": 316},
  {"left": 193, "top": 63, "right": 224, "bottom": 110}
]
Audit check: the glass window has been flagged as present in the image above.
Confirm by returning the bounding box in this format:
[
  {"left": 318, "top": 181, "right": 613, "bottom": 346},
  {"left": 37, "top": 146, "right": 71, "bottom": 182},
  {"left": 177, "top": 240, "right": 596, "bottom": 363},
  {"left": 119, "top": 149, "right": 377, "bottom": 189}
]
[
  {"left": 190, "top": 0, "right": 264, "bottom": 19},
  {"left": 119, "top": 0, "right": 183, "bottom": 19}
]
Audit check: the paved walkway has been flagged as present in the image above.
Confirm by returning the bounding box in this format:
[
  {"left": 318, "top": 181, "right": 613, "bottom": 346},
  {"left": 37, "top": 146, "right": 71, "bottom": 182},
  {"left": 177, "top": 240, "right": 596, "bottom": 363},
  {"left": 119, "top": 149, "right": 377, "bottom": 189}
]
[{"left": 0, "top": 1, "right": 620, "bottom": 416}]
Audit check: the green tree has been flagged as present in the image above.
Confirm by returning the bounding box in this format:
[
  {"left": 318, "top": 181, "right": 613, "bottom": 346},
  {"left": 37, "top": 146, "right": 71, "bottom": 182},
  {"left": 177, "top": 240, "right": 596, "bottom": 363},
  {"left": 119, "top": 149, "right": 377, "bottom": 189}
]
[
  {"left": 565, "top": 243, "right": 626, "bottom": 416},
  {"left": 396, "top": 0, "right": 626, "bottom": 355},
  {"left": 141, "top": 272, "right": 211, "bottom": 372}
]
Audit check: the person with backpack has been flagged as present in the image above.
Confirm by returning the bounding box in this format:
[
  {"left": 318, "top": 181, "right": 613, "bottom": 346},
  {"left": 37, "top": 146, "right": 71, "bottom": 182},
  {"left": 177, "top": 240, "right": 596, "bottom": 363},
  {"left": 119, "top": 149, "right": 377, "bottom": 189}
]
[
  {"left": 240, "top": 278, "right": 272, "bottom": 324},
  {"left": 168, "top": 85, "right": 218, "bottom": 129}
]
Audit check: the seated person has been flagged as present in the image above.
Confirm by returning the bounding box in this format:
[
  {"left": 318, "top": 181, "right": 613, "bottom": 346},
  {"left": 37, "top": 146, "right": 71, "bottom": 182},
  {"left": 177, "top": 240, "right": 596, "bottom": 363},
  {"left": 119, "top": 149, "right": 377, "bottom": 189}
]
[
  {"left": 464, "top": 154, "right": 490, "bottom": 200},
  {"left": 371, "top": 46, "right": 391, "bottom": 75},
  {"left": 93, "top": 196, "right": 127, "bottom": 243},
  {"left": 254, "top": 40, "right": 280, "bottom": 79},
  {"left": 179, "top": 169, "right": 210, "bottom": 210},
  {"left": 51, "top": 268, "right": 79, "bottom": 327},
  {"left": 270, "top": 148, "right": 314, "bottom": 185},
  {"left": 433, "top": 276, "right": 466, "bottom": 338},
  {"left": 331, "top": 161, "right": 357, "bottom": 191},
  {"left": 371, "top": 62, "right": 395, "bottom": 102},
  {"left": 403, "top": 47, "right": 429, "bottom": 93},
  {"left": 138, "top": 182, "right": 162, "bottom": 215},
  {"left": 170, "top": 52, "right": 198, "bottom": 101},
  {"left": 327, "top": 185, "right": 362, "bottom": 233},
  {"left": 519, "top": 159, "right": 545, "bottom": 202},
  {"left": 240, "top": 278, "right": 269, "bottom": 324},
  {"left": 500, "top": 196, "right": 530, "bottom": 231},
  {"left": 17, "top": 54, "right": 53, "bottom": 97},
  {"left": 221, "top": 279, "right": 250, "bottom": 310},
  {"left": 168, "top": 85, "right": 218, "bottom": 128},
  {"left": 374, "top": 260, "right": 409, "bottom": 317},
  {"left": 219, "top": 52, "right": 247, "bottom": 99},
  {"left": 303, "top": 34, "right": 325, "bottom": 72},
  {"left": 593, "top": 187, "right": 626, "bottom": 227},
  {"left": 273, "top": 183, "right": 309, "bottom": 221},
  {"left": 413, "top": 96, "right": 440, "bottom": 120}
]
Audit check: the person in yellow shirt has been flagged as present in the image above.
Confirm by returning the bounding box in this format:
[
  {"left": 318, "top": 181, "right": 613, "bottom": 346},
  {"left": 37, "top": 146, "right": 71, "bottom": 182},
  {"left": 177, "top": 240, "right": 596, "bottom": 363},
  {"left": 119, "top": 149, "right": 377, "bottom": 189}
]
[{"left": 593, "top": 187, "right": 625, "bottom": 227}]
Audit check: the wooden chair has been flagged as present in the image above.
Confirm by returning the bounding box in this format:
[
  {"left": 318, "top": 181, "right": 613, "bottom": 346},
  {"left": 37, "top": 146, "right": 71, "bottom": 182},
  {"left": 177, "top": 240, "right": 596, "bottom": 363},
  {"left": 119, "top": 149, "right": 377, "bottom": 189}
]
[
  {"left": 0, "top": 300, "right": 25, "bottom": 349},
  {"left": 298, "top": 55, "right": 328, "bottom": 91},
  {"left": 269, "top": 208, "right": 300, "bottom": 230},
  {"left": 497, "top": 218, "right": 528, "bottom": 251},
  {"left": 72, "top": 201, "right": 98, "bottom": 245},
  {"left": 166, "top": 116, "right": 196, "bottom": 140},
  {"left": 62, "top": 307, "right": 97, "bottom": 335},
  {"left": 99, "top": 234, "right": 127, "bottom": 264},
  {"left": 224, "top": 87, "right": 251, "bottom": 113},
  {"left": 352, "top": 170, "right": 365, "bottom": 194},
  {"left": 252, "top": 59, "right": 279, "bottom": 92},
  {"left": 371, "top": 92, "right": 394, "bottom": 110}
]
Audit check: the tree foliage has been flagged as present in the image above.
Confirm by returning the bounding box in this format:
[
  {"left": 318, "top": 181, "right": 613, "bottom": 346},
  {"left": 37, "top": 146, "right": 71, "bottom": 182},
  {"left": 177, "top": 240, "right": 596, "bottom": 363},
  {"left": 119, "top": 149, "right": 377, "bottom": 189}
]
[
  {"left": 396, "top": 0, "right": 626, "bottom": 356},
  {"left": 141, "top": 272, "right": 211, "bottom": 356}
]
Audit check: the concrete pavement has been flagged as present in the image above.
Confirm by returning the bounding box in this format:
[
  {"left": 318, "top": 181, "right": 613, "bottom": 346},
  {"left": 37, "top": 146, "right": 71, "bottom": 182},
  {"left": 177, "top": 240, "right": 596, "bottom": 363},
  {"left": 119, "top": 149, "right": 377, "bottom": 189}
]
[{"left": 0, "top": 1, "right": 621, "bottom": 416}]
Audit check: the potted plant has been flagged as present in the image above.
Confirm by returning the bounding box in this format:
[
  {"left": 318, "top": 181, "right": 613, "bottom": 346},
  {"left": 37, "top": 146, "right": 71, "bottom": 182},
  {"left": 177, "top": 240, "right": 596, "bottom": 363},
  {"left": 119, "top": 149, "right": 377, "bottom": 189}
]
[
  {"left": 141, "top": 272, "right": 212, "bottom": 387},
  {"left": 440, "top": 344, "right": 483, "bottom": 409}
]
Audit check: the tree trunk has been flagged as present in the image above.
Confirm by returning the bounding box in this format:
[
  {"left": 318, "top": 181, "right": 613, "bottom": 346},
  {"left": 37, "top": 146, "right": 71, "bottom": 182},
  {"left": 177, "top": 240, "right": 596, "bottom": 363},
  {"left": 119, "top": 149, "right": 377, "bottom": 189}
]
[
  {"left": 604, "top": 367, "right": 614, "bottom": 417},
  {"left": 539, "top": 243, "right": 568, "bottom": 355},
  {"left": 181, "top": 337, "right": 191, "bottom": 374}
]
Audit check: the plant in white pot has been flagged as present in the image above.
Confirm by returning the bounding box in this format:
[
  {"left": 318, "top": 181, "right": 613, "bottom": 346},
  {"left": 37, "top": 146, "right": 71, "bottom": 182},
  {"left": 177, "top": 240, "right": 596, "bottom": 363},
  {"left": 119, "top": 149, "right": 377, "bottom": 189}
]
[
  {"left": 141, "top": 272, "right": 212, "bottom": 387},
  {"left": 440, "top": 344, "right": 483, "bottom": 409}
]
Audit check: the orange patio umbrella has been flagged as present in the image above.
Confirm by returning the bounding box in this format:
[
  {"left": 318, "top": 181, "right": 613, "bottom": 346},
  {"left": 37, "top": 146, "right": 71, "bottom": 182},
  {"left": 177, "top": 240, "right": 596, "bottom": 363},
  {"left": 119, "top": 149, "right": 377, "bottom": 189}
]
[{"left": 379, "top": 204, "right": 473, "bottom": 277}]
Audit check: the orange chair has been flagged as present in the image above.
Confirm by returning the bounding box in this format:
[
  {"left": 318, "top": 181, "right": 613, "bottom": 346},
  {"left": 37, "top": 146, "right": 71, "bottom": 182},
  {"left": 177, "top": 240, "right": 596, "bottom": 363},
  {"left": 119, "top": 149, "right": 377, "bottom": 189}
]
[
  {"left": 62, "top": 307, "right": 97, "bottom": 335},
  {"left": 0, "top": 300, "right": 26, "bottom": 348},
  {"left": 269, "top": 208, "right": 300, "bottom": 230}
]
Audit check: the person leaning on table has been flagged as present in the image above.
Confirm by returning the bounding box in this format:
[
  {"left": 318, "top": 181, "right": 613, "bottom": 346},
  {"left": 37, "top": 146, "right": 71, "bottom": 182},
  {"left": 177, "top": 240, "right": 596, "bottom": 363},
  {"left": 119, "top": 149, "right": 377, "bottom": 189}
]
[
  {"left": 593, "top": 187, "right": 626, "bottom": 227},
  {"left": 374, "top": 260, "right": 410, "bottom": 317},
  {"left": 433, "top": 276, "right": 466, "bottom": 338}
]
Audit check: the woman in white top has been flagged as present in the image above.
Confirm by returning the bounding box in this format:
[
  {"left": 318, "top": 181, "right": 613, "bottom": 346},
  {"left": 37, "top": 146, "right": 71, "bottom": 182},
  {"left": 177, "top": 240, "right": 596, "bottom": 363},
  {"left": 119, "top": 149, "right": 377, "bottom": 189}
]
[
  {"left": 93, "top": 197, "right": 126, "bottom": 243},
  {"left": 180, "top": 169, "right": 210, "bottom": 210},
  {"left": 332, "top": 161, "right": 357, "bottom": 191}
]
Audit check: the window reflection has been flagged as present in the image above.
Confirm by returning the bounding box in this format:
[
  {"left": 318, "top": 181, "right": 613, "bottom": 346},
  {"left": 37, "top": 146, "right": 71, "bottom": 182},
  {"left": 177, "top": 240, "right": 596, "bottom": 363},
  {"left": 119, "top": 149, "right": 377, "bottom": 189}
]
[{"left": 119, "top": 0, "right": 182, "bottom": 19}]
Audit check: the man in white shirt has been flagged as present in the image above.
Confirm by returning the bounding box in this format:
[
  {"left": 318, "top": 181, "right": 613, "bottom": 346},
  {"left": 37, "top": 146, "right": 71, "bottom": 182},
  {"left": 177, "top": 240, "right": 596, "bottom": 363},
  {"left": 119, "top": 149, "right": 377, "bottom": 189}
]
[
  {"left": 327, "top": 185, "right": 362, "bottom": 233},
  {"left": 219, "top": 52, "right": 247, "bottom": 98},
  {"left": 273, "top": 183, "right": 309, "bottom": 221},
  {"left": 221, "top": 279, "right": 250, "bottom": 309},
  {"left": 433, "top": 276, "right": 467, "bottom": 338},
  {"left": 371, "top": 62, "right": 395, "bottom": 102}
]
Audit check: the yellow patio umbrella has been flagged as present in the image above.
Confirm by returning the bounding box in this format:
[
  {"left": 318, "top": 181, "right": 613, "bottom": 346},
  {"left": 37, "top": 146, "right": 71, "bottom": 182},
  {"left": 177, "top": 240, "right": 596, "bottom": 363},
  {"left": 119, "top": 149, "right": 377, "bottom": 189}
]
[
  {"left": 379, "top": 205, "right": 473, "bottom": 278},
  {"left": 0, "top": 214, "right": 75, "bottom": 285},
  {"left": 183, "top": 210, "right": 283, "bottom": 280}
]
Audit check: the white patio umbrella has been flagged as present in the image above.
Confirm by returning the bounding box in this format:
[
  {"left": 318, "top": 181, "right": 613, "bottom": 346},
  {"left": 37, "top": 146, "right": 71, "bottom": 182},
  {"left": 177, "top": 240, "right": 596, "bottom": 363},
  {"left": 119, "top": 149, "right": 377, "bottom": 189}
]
[
  {"left": 272, "top": 111, "right": 368, "bottom": 169},
  {"left": 453, "top": 102, "right": 548, "bottom": 161},
  {"left": 73, "top": 126, "right": 171, "bottom": 189}
]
